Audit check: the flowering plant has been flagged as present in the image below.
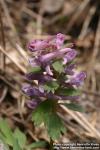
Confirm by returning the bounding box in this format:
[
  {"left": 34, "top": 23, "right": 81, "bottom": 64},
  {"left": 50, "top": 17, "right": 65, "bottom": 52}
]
[{"left": 22, "top": 33, "right": 86, "bottom": 141}]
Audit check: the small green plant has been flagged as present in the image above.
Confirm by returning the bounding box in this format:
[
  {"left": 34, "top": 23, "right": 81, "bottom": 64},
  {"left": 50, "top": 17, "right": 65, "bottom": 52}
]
[
  {"left": 0, "top": 118, "right": 48, "bottom": 150},
  {"left": 22, "top": 33, "right": 86, "bottom": 147}
]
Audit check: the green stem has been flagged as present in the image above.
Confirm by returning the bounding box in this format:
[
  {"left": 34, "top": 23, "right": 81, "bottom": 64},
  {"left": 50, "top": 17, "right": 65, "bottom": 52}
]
[{"left": 49, "top": 138, "right": 54, "bottom": 150}]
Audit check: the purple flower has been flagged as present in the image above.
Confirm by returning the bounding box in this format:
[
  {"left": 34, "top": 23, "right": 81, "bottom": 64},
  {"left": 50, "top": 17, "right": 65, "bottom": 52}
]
[
  {"left": 29, "top": 58, "right": 40, "bottom": 67},
  {"left": 38, "top": 48, "right": 72, "bottom": 64},
  {"left": 45, "top": 65, "right": 53, "bottom": 76},
  {"left": 65, "top": 64, "right": 76, "bottom": 75},
  {"left": 26, "top": 99, "right": 41, "bottom": 109},
  {"left": 28, "top": 40, "right": 49, "bottom": 52},
  {"left": 63, "top": 50, "right": 77, "bottom": 64},
  {"left": 28, "top": 33, "right": 65, "bottom": 52},
  {"left": 22, "top": 85, "right": 44, "bottom": 97},
  {"left": 26, "top": 72, "right": 53, "bottom": 82},
  {"left": 69, "top": 71, "right": 86, "bottom": 87},
  {"left": 55, "top": 33, "right": 65, "bottom": 49},
  {"left": 38, "top": 85, "right": 44, "bottom": 93}
]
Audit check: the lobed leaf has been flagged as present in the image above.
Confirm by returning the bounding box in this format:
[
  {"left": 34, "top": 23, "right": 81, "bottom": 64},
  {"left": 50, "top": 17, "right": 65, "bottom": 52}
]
[
  {"left": 32, "top": 100, "right": 66, "bottom": 140},
  {"left": 44, "top": 112, "right": 66, "bottom": 140}
]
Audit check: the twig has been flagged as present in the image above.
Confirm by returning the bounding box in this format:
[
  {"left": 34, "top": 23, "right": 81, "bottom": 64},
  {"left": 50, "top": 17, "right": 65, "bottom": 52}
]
[
  {"left": 5, "top": 35, "right": 28, "bottom": 64},
  {"left": 0, "top": 46, "right": 26, "bottom": 73},
  {"left": 58, "top": 112, "right": 86, "bottom": 139},
  {"left": 27, "top": 129, "right": 38, "bottom": 141},
  {"left": 86, "top": 18, "right": 100, "bottom": 92},
  {"left": 0, "top": 5, "right": 6, "bottom": 69},
  {"left": 66, "top": 0, "right": 90, "bottom": 32},
  {"left": 75, "top": 112, "right": 100, "bottom": 138},
  {"left": 90, "top": 71, "right": 96, "bottom": 100},
  {"left": 79, "top": 6, "right": 96, "bottom": 39},
  {"left": 82, "top": 89, "right": 100, "bottom": 97},
  {"left": 0, "top": 0, "right": 15, "bottom": 31},
  {"left": 44, "top": 6, "right": 77, "bottom": 26},
  {"left": 60, "top": 105, "right": 100, "bottom": 139},
  {"left": 92, "top": 18, "right": 100, "bottom": 61},
  {"left": 0, "top": 75, "right": 17, "bottom": 91},
  {"left": 15, "top": 44, "right": 28, "bottom": 61},
  {"left": 22, "top": 7, "right": 42, "bottom": 20},
  {"left": 0, "top": 0, "right": 22, "bottom": 46},
  {"left": 0, "top": 86, "right": 8, "bottom": 103},
  {"left": 36, "top": 10, "right": 43, "bottom": 35},
  {"left": 60, "top": 105, "right": 93, "bottom": 133}
]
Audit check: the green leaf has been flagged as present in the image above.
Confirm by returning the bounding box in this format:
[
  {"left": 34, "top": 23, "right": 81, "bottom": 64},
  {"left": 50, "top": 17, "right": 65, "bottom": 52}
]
[
  {"left": 13, "top": 138, "right": 21, "bottom": 150},
  {"left": 32, "top": 100, "right": 54, "bottom": 126},
  {"left": 43, "top": 81, "right": 59, "bottom": 93},
  {"left": 52, "top": 61, "right": 64, "bottom": 73},
  {"left": 0, "top": 119, "right": 13, "bottom": 146},
  {"left": 28, "top": 66, "right": 41, "bottom": 73},
  {"left": 57, "top": 88, "right": 81, "bottom": 96},
  {"left": 0, "top": 119, "right": 27, "bottom": 150},
  {"left": 27, "top": 141, "right": 48, "bottom": 149},
  {"left": 14, "top": 128, "right": 26, "bottom": 149},
  {"left": 32, "top": 100, "right": 66, "bottom": 140},
  {"left": 0, "top": 132, "right": 6, "bottom": 142},
  {"left": 62, "top": 103, "right": 84, "bottom": 112},
  {"left": 45, "top": 113, "right": 66, "bottom": 140}
]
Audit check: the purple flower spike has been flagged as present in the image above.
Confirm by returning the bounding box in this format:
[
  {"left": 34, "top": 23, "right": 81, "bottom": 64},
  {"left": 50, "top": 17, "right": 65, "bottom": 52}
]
[
  {"left": 63, "top": 50, "right": 77, "bottom": 64},
  {"left": 28, "top": 40, "right": 49, "bottom": 52},
  {"left": 23, "top": 33, "right": 86, "bottom": 111},
  {"left": 56, "top": 33, "right": 65, "bottom": 49},
  {"left": 26, "top": 99, "right": 40, "bottom": 109},
  {"left": 70, "top": 71, "right": 86, "bottom": 87}
]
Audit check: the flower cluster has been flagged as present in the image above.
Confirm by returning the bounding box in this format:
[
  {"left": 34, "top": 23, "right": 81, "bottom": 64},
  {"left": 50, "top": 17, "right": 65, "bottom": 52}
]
[{"left": 22, "top": 33, "right": 86, "bottom": 109}]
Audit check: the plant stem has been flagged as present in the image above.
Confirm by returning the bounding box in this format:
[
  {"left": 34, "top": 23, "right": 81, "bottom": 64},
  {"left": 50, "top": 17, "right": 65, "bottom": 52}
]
[{"left": 49, "top": 138, "right": 54, "bottom": 150}]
